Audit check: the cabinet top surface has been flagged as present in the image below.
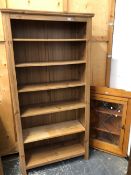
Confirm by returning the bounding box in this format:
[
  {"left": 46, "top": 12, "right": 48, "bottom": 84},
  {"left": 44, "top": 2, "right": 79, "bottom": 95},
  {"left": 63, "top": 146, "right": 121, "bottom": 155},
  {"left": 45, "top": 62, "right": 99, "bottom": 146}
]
[{"left": 0, "top": 9, "right": 94, "bottom": 18}]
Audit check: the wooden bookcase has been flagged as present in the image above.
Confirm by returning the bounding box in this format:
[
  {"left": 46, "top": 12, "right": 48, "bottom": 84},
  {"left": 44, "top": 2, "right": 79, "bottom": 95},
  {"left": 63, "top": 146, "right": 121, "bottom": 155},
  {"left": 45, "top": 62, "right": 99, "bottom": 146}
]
[
  {"left": 0, "top": 1, "right": 116, "bottom": 156},
  {"left": 1, "top": 10, "right": 94, "bottom": 174},
  {"left": 90, "top": 86, "right": 131, "bottom": 157}
]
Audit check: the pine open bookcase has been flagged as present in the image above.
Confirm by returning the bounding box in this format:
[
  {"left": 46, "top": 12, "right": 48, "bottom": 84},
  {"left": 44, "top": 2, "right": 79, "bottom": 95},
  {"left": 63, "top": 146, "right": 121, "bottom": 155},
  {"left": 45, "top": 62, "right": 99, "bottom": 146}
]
[{"left": 0, "top": 10, "right": 94, "bottom": 174}]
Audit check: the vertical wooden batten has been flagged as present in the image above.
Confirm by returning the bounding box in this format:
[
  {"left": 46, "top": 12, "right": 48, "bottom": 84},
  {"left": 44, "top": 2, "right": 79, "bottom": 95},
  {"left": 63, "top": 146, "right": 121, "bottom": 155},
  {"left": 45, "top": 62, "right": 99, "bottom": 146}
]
[
  {"left": 106, "top": 0, "right": 116, "bottom": 86},
  {"left": 63, "top": 0, "right": 68, "bottom": 12}
]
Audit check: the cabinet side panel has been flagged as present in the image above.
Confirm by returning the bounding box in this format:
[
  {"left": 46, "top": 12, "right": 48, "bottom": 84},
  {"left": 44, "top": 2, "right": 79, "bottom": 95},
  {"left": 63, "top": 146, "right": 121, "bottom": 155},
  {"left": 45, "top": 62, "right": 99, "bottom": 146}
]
[
  {"left": 123, "top": 99, "right": 131, "bottom": 156},
  {"left": 2, "top": 13, "right": 27, "bottom": 174},
  {"left": 0, "top": 43, "right": 17, "bottom": 155}
]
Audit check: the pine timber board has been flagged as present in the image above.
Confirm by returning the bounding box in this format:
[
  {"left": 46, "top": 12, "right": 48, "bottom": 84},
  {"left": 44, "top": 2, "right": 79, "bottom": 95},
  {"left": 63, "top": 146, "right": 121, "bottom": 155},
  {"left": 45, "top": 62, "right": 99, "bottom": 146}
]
[
  {"left": 0, "top": 0, "right": 6, "bottom": 9},
  {"left": 13, "top": 38, "right": 87, "bottom": 42},
  {"left": 106, "top": 0, "right": 116, "bottom": 86},
  {"left": 0, "top": 42, "right": 17, "bottom": 155},
  {"left": 68, "top": 0, "right": 116, "bottom": 86},
  {"left": 90, "top": 42, "right": 107, "bottom": 86},
  {"left": 23, "top": 120, "right": 85, "bottom": 144},
  {"left": 0, "top": 13, "right": 4, "bottom": 41},
  {"left": 5, "top": 0, "right": 64, "bottom": 12},
  {"left": 15, "top": 60, "right": 86, "bottom": 67},
  {"left": 21, "top": 101, "right": 86, "bottom": 118},
  {"left": 18, "top": 81, "right": 85, "bottom": 93},
  {"left": 26, "top": 143, "right": 85, "bottom": 170},
  {"left": 68, "top": 0, "right": 109, "bottom": 37}
]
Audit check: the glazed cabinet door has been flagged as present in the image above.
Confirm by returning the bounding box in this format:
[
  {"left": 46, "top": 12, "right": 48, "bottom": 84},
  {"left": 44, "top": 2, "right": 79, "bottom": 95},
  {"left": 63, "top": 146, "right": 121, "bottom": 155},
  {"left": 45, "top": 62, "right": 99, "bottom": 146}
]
[{"left": 90, "top": 94, "right": 128, "bottom": 156}]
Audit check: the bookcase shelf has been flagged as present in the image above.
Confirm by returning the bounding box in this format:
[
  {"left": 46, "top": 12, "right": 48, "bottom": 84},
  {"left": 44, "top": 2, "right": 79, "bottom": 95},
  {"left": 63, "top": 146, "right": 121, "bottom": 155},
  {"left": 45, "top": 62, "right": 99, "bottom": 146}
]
[
  {"left": 21, "top": 101, "right": 86, "bottom": 118},
  {"left": 3, "top": 11, "right": 93, "bottom": 174},
  {"left": 23, "top": 120, "right": 85, "bottom": 144},
  {"left": 26, "top": 143, "right": 85, "bottom": 170},
  {"left": 13, "top": 38, "right": 87, "bottom": 42},
  {"left": 15, "top": 60, "right": 86, "bottom": 67},
  {"left": 18, "top": 81, "right": 85, "bottom": 93}
]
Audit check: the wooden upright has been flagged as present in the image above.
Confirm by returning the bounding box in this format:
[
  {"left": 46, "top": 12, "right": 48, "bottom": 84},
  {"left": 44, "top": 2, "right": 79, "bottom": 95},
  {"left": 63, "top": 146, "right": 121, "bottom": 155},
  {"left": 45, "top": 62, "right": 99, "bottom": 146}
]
[{"left": 0, "top": 9, "right": 94, "bottom": 174}]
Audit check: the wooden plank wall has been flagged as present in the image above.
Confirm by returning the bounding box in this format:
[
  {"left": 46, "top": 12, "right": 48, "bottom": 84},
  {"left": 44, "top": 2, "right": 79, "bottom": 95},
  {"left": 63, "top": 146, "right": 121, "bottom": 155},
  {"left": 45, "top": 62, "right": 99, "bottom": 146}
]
[
  {"left": 67, "top": 0, "right": 116, "bottom": 86},
  {"left": 0, "top": 0, "right": 116, "bottom": 155}
]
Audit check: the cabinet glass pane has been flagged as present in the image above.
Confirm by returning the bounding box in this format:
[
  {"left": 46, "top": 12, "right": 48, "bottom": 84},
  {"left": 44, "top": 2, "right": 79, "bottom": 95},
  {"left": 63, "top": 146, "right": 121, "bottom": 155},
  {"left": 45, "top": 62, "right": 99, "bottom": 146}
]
[{"left": 90, "top": 100, "right": 123, "bottom": 146}]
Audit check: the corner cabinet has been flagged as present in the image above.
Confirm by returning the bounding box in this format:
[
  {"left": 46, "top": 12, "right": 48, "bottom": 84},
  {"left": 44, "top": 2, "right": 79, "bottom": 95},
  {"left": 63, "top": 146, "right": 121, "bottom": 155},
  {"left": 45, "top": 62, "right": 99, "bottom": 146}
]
[
  {"left": 90, "top": 86, "right": 131, "bottom": 157},
  {"left": 0, "top": 10, "right": 94, "bottom": 174}
]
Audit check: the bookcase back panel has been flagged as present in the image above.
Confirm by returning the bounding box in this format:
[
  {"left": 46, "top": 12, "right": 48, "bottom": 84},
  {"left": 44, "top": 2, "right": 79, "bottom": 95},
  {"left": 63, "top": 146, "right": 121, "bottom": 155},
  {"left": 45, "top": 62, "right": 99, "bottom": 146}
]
[
  {"left": 13, "top": 42, "right": 86, "bottom": 64},
  {"left": 22, "top": 109, "right": 84, "bottom": 129},
  {"left": 11, "top": 20, "right": 87, "bottom": 39},
  {"left": 16, "top": 65, "right": 85, "bottom": 85},
  {"left": 19, "top": 87, "right": 85, "bottom": 107}
]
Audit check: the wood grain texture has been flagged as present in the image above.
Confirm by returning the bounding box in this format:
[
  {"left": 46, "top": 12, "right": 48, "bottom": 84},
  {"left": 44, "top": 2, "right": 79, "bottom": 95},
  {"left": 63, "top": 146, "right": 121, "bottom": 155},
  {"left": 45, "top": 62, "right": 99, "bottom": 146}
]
[
  {"left": 123, "top": 99, "right": 131, "bottom": 156},
  {"left": 90, "top": 42, "right": 107, "bottom": 86},
  {"left": 18, "top": 81, "right": 85, "bottom": 93},
  {"left": 2, "top": 13, "right": 27, "bottom": 174},
  {"left": 26, "top": 143, "right": 84, "bottom": 170},
  {"left": 23, "top": 120, "right": 85, "bottom": 144},
  {"left": 1, "top": 11, "right": 92, "bottom": 173},
  {"left": 6, "top": 0, "right": 63, "bottom": 12},
  {"left": 0, "top": 13, "right": 4, "bottom": 41},
  {"left": 106, "top": 0, "right": 116, "bottom": 86},
  {"left": 91, "top": 86, "right": 131, "bottom": 99},
  {"left": 0, "top": 0, "right": 6, "bottom": 8},
  {"left": 15, "top": 60, "right": 86, "bottom": 67},
  {"left": 13, "top": 39, "right": 87, "bottom": 42},
  {"left": 0, "top": 42, "right": 17, "bottom": 156},
  {"left": 68, "top": 0, "right": 109, "bottom": 37},
  {"left": 90, "top": 86, "right": 131, "bottom": 157},
  {"left": 21, "top": 101, "right": 85, "bottom": 118}
]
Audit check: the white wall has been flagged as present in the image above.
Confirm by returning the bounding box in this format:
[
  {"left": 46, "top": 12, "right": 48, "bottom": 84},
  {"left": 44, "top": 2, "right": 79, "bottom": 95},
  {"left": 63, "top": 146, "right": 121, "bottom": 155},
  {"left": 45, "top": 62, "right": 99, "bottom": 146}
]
[{"left": 110, "top": 0, "right": 131, "bottom": 155}]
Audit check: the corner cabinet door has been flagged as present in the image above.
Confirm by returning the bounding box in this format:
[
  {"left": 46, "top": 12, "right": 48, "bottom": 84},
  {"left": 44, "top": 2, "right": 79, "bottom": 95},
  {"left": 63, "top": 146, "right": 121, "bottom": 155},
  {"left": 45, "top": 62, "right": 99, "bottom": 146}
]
[
  {"left": 6, "top": 0, "right": 64, "bottom": 12},
  {"left": 90, "top": 94, "right": 128, "bottom": 156}
]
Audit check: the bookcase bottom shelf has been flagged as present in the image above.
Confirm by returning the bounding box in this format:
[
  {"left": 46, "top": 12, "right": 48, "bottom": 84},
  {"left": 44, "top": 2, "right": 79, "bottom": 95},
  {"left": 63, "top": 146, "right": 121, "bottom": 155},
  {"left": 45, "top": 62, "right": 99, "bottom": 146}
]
[{"left": 26, "top": 143, "right": 85, "bottom": 170}]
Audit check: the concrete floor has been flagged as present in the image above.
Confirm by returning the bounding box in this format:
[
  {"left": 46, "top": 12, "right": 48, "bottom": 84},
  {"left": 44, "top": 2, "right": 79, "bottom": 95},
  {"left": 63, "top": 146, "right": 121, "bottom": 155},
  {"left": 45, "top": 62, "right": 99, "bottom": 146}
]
[{"left": 2, "top": 149, "right": 128, "bottom": 175}]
